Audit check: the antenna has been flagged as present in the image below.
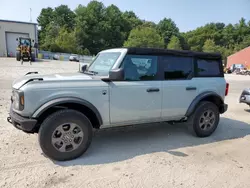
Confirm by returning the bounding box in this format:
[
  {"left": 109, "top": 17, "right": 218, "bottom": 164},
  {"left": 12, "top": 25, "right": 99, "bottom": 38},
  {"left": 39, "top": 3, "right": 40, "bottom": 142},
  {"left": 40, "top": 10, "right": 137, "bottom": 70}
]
[{"left": 30, "top": 8, "right": 32, "bottom": 22}]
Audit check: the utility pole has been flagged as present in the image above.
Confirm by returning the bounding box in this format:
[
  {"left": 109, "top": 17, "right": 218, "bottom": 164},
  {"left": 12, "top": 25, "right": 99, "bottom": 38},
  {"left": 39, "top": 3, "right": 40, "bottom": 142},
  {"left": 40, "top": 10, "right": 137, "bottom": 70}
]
[{"left": 30, "top": 8, "right": 32, "bottom": 22}]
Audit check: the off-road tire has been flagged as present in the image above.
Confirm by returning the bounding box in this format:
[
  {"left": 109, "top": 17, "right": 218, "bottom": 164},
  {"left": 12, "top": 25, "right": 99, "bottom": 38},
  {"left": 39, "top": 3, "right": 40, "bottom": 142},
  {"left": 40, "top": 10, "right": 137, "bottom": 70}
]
[
  {"left": 187, "top": 101, "right": 220, "bottom": 137},
  {"left": 16, "top": 52, "right": 21, "bottom": 61},
  {"left": 38, "top": 109, "right": 93, "bottom": 161}
]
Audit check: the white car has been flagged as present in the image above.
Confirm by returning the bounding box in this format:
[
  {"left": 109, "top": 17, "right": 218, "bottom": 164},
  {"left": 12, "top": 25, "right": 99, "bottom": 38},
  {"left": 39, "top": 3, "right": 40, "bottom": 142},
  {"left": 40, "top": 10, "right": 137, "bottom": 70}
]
[{"left": 69, "top": 55, "right": 79, "bottom": 62}]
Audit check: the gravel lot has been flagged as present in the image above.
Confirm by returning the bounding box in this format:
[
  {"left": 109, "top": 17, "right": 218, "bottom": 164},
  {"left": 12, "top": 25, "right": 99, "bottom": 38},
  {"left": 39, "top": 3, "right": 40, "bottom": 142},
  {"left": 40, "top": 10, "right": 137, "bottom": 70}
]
[{"left": 1, "top": 58, "right": 250, "bottom": 188}]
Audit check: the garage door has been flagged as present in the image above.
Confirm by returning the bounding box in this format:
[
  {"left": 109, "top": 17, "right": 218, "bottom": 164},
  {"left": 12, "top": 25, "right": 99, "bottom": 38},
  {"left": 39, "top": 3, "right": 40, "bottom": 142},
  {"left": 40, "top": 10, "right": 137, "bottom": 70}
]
[{"left": 6, "top": 32, "right": 29, "bottom": 57}]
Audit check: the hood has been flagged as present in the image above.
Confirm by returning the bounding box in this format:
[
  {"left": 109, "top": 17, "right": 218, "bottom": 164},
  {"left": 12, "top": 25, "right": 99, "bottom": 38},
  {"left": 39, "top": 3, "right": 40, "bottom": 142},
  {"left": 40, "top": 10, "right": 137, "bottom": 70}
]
[{"left": 12, "top": 72, "right": 93, "bottom": 90}]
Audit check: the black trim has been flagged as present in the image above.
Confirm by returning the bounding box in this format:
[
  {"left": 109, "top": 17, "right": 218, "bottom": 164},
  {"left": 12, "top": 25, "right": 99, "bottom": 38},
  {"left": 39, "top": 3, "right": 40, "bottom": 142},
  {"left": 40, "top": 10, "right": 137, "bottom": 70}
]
[
  {"left": 8, "top": 107, "right": 37, "bottom": 132},
  {"left": 32, "top": 97, "right": 103, "bottom": 125},
  {"left": 185, "top": 91, "right": 225, "bottom": 116},
  {"left": 126, "top": 47, "right": 222, "bottom": 59}
]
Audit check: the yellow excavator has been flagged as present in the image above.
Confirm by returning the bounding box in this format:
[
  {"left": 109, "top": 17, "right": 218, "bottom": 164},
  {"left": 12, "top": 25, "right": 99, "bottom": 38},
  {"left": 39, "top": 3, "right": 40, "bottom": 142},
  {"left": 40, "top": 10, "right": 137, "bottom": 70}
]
[{"left": 16, "top": 37, "right": 36, "bottom": 64}]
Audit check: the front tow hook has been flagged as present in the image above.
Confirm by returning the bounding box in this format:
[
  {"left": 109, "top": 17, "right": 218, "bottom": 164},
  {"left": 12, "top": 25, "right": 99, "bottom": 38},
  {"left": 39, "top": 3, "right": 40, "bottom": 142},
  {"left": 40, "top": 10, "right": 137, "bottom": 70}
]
[{"left": 7, "top": 117, "right": 12, "bottom": 124}]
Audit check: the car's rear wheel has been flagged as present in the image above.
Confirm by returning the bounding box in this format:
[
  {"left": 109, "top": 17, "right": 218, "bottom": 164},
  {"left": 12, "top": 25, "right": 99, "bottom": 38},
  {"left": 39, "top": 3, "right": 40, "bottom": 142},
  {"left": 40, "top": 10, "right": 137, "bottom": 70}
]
[
  {"left": 38, "top": 109, "right": 93, "bottom": 161},
  {"left": 188, "top": 101, "right": 220, "bottom": 137}
]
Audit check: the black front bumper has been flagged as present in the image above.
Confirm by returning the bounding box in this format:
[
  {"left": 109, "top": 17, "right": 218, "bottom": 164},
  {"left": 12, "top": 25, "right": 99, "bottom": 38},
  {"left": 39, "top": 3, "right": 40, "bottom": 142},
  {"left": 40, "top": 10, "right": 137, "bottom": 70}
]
[
  {"left": 7, "top": 108, "right": 37, "bottom": 133},
  {"left": 220, "top": 103, "right": 228, "bottom": 114},
  {"left": 239, "top": 90, "right": 250, "bottom": 105}
]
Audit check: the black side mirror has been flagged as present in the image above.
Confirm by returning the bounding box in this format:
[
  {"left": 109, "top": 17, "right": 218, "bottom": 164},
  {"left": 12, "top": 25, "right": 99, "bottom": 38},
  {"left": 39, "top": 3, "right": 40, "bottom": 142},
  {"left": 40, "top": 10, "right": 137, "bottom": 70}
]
[
  {"left": 81, "top": 64, "right": 88, "bottom": 72},
  {"left": 32, "top": 40, "right": 34, "bottom": 42},
  {"left": 102, "top": 68, "right": 124, "bottom": 82},
  {"left": 16, "top": 38, "right": 18, "bottom": 41}
]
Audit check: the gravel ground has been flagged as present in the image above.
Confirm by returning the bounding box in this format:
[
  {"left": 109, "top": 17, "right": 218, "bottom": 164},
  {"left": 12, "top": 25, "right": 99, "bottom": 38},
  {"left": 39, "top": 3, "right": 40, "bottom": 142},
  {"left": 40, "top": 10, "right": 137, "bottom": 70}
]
[{"left": 1, "top": 58, "right": 250, "bottom": 188}]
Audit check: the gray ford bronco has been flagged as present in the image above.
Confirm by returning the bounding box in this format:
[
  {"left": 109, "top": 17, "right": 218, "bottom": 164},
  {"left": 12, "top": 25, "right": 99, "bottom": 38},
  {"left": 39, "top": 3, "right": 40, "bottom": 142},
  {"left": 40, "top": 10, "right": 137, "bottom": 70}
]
[{"left": 7, "top": 47, "right": 228, "bottom": 161}]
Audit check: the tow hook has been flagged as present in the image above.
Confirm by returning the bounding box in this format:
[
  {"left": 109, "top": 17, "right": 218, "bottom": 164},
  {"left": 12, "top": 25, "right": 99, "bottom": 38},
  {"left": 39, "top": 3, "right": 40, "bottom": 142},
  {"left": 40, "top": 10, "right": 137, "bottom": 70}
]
[{"left": 7, "top": 117, "right": 12, "bottom": 124}]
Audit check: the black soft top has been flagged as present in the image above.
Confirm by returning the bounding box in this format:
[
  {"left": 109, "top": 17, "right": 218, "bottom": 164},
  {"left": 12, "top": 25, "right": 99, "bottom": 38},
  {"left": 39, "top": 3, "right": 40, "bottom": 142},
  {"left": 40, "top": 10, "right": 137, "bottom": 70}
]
[{"left": 126, "top": 47, "right": 222, "bottom": 60}]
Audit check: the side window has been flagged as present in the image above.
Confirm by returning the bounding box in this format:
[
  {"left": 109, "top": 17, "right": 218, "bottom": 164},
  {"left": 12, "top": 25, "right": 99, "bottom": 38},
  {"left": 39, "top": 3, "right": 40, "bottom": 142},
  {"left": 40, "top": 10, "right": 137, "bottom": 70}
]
[
  {"left": 160, "top": 55, "right": 193, "bottom": 80},
  {"left": 121, "top": 55, "right": 158, "bottom": 81},
  {"left": 196, "top": 59, "right": 221, "bottom": 77}
]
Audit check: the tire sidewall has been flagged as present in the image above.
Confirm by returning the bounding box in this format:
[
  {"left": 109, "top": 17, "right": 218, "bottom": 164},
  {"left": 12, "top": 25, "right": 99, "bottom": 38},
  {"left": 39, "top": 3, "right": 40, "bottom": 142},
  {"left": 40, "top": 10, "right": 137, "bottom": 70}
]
[
  {"left": 193, "top": 102, "right": 220, "bottom": 137},
  {"left": 39, "top": 110, "right": 93, "bottom": 161}
]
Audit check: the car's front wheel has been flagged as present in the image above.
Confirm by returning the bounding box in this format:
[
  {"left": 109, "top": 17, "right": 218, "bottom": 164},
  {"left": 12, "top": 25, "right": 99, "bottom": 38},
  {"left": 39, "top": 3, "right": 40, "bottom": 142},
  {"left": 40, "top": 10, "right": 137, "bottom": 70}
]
[
  {"left": 188, "top": 101, "right": 220, "bottom": 137},
  {"left": 38, "top": 109, "right": 93, "bottom": 161}
]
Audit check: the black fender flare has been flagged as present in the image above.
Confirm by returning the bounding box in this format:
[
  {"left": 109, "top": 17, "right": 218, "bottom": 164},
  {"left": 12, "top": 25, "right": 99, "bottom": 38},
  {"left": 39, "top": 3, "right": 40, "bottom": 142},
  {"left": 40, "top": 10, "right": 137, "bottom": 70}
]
[
  {"left": 32, "top": 97, "right": 103, "bottom": 125},
  {"left": 185, "top": 91, "right": 224, "bottom": 117}
]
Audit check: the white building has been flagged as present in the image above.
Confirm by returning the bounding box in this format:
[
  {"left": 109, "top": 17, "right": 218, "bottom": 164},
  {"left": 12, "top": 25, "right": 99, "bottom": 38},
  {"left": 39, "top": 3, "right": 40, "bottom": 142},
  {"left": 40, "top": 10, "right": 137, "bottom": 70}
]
[{"left": 0, "top": 19, "right": 38, "bottom": 57}]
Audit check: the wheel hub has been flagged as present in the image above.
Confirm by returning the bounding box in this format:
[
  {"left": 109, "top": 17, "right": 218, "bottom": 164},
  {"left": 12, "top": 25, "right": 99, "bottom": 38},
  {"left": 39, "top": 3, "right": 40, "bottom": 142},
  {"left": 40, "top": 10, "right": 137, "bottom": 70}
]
[{"left": 62, "top": 132, "right": 74, "bottom": 143}]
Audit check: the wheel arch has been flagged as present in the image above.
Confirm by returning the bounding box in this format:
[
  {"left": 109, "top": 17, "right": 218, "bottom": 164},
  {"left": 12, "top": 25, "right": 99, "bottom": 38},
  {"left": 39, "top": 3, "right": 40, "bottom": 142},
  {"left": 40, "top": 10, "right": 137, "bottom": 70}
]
[
  {"left": 32, "top": 97, "right": 103, "bottom": 130},
  {"left": 185, "top": 92, "right": 224, "bottom": 117}
]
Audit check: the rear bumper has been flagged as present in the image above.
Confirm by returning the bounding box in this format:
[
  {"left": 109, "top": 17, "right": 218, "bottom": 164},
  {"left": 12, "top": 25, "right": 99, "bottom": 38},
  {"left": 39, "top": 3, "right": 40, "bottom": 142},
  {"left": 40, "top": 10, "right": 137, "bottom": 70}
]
[
  {"left": 220, "top": 103, "right": 228, "bottom": 114},
  {"left": 7, "top": 108, "right": 37, "bottom": 133}
]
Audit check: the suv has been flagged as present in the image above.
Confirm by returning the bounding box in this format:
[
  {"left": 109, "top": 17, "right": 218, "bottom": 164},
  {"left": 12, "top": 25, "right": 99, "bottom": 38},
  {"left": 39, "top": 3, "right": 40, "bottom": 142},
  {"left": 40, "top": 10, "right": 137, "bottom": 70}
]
[{"left": 7, "top": 47, "right": 228, "bottom": 161}]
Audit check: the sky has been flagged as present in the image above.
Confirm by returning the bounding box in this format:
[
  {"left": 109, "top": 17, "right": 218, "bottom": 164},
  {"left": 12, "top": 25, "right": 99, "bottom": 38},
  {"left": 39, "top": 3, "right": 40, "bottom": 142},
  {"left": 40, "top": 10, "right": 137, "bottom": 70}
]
[{"left": 1, "top": 0, "right": 250, "bottom": 32}]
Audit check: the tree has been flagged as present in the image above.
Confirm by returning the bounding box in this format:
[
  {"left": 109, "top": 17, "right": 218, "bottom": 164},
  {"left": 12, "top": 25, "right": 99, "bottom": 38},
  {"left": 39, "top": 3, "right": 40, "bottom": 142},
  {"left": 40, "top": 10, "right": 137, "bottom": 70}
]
[
  {"left": 202, "top": 39, "right": 220, "bottom": 53},
  {"left": 124, "top": 26, "right": 164, "bottom": 48},
  {"left": 157, "top": 18, "right": 179, "bottom": 46},
  {"left": 167, "top": 36, "right": 182, "bottom": 50},
  {"left": 37, "top": 7, "right": 54, "bottom": 30},
  {"left": 54, "top": 5, "right": 76, "bottom": 29}
]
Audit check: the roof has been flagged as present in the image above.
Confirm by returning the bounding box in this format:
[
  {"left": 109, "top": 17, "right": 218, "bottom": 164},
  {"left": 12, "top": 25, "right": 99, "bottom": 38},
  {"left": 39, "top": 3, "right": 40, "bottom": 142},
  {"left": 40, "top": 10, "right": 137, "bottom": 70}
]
[
  {"left": 227, "top": 46, "right": 250, "bottom": 58},
  {"left": 0, "top": 19, "right": 37, "bottom": 25},
  {"left": 126, "top": 47, "right": 222, "bottom": 59}
]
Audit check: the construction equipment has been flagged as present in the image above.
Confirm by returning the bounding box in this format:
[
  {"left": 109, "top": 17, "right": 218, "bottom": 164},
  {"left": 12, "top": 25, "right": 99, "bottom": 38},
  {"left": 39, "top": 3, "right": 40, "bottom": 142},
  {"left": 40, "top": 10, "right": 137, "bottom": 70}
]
[{"left": 16, "top": 37, "right": 36, "bottom": 65}]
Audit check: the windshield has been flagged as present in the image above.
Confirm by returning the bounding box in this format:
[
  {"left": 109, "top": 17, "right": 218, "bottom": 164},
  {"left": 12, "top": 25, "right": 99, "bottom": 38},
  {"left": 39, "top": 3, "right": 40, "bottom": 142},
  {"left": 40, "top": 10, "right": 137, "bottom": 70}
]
[
  {"left": 20, "top": 39, "right": 30, "bottom": 46},
  {"left": 87, "top": 52, "right": 121, "bottom": 76}
]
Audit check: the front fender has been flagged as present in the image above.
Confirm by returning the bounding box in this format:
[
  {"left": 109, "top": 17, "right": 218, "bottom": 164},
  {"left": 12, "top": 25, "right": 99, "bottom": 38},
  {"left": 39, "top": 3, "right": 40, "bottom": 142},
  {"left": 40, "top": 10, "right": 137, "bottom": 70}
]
[{"left": 32, "top": 97, "right": 103, "bottom": 125}]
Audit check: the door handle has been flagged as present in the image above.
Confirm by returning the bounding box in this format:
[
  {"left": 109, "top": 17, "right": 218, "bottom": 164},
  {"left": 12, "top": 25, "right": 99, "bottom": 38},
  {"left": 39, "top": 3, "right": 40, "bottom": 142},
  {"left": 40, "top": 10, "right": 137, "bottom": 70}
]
[
  {"left": 186, "top": 87, "right": 197, "bottom": 91},
  {"left": 147, "top": 88, "right": 160, "bottom": 92}
]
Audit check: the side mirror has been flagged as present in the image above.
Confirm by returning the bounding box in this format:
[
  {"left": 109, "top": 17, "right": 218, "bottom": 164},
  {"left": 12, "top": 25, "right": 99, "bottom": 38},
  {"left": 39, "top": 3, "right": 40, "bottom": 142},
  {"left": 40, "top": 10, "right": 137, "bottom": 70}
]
[
  {"left": 32, "top": 40, "right": 34, "bottom": 42},
  {"left": 16, "top": 38, "right": 18, "bottom": 41},
  {"left": 102, "top": 68, "right": 124, "bottom": 82},
  {"left": 81, "top": 64, "right": 87, "bottom": 72}
]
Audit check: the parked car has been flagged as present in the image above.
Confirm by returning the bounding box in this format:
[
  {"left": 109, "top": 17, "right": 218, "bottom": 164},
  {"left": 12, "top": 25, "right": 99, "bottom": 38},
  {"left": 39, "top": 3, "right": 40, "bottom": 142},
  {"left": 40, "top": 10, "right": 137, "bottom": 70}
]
[
  {"left": 52, "top": 54, "right": 59, "bottom": 60},
  {"left": 69, "top": 55, "right": 79, "bottom": 62},
  {"left": 239, "top": 88, "right": 250, "bottom": 106},
  {"left": 7, "top": 47, "right": 228, "bottom": 161}
]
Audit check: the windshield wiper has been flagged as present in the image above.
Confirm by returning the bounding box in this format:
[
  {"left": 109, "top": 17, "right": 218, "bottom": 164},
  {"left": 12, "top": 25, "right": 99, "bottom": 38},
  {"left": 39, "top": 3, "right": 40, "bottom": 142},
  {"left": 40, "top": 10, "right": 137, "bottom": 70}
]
[{"left": 83, "top": 70, "right": 98, "bottom": 75}]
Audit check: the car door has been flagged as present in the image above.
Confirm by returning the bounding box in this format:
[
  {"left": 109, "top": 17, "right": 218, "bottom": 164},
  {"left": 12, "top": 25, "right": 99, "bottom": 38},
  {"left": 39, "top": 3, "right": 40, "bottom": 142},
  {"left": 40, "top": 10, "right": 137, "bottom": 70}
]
[
  {"left": 109, "top": 54, "right": 162, "bottom": 125},
  {"left": 159, "top": 55, "right": 198, "bottom": 120}
]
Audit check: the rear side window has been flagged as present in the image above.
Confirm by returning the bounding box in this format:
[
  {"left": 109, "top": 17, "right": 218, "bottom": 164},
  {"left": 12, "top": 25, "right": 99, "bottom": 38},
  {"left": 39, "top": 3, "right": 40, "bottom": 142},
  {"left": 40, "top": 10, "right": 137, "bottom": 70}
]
[
  {"left": 196, "top": 58, "right": 222, "bottom": 77},
  {"left": 160, "top": 55, "right": 193, "bottom": 80}
]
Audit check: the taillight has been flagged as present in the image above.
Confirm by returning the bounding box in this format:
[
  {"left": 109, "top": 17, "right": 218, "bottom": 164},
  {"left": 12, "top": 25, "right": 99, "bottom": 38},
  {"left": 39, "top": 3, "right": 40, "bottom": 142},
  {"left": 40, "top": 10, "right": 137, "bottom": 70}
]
[{"left": 225, "top": 83, "right": 229, "bottom": 96}]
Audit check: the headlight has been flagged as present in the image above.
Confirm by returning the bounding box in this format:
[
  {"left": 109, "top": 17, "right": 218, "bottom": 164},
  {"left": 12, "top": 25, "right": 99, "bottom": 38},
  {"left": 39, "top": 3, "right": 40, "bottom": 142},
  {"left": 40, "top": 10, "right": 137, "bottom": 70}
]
[{"left": 12, "top": 91, "right": 24, "bottom": 111}]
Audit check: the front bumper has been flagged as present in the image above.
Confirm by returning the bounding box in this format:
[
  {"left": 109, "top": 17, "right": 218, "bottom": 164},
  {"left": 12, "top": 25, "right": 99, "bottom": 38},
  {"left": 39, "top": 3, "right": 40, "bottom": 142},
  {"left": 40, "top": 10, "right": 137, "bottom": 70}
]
[
  {"left": 239, "top": 90, "right": 250, "bottom": 105},
  {"left": 7, "top": 108, "right": 37, "bottom": 133}
]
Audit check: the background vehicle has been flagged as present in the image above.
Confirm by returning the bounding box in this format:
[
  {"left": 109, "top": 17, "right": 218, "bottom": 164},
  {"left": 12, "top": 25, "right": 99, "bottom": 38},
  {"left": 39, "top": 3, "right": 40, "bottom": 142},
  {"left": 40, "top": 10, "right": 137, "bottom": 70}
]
[
  {"left": 239, "top": 88, "right": 250, "bottom": 106},
  {"left": 7, "top": 47, "right": 228, "bottom": 161},
  {"left": 69, "top": 54, "right": 80, "bottom": 62},
  {"left": 16, "top": 37, "right": 36, "bottom": 64}
]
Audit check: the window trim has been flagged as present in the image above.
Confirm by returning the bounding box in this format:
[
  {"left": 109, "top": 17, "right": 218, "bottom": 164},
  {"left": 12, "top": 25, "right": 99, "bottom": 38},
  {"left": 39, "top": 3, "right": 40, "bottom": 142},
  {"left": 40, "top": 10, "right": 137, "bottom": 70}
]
[
  {"left": 117, "top": 54, "right": 162, "bottom": 81},
  {"left": 194, "top": 57, "right": 224, "bottom": 78},
  {"left": 158, "top": 55, "right": 195, "bottom": 81}
]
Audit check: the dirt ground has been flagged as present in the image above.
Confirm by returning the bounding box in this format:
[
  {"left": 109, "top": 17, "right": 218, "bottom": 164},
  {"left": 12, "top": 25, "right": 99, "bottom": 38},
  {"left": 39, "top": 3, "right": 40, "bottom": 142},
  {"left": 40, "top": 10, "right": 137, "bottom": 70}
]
[{"left": 1, "top": 58, "right": 250, "bottom": 188}]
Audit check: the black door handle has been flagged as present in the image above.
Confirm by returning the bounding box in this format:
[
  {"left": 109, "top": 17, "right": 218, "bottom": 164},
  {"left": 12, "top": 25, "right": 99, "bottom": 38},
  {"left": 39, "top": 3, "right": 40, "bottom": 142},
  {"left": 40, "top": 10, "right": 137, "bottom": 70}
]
[
  {"left": 186, "top": 87, "right": 197, "bottom": 91},
  {"left": 147, "top": 88, "right": 160, "bottom": 92}
]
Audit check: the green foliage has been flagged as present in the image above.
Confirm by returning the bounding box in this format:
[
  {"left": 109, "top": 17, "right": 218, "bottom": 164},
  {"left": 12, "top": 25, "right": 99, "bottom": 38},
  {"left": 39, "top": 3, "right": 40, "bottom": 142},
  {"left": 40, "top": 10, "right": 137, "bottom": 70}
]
[
  {"left": 167, "top": 36, "right": 182, "bottom": 50},
  {"left": 203, "top": 39, "right": 220, "bottom": 53},
  {"left": 37, "top": 1, "right": 250, "bottom": 57},
  {"left": 157, "top": 18, "right": 179, "bottom": 45},
  {"left": 124, "top": 26, "right": 164, "bottom": 48}
]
